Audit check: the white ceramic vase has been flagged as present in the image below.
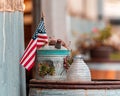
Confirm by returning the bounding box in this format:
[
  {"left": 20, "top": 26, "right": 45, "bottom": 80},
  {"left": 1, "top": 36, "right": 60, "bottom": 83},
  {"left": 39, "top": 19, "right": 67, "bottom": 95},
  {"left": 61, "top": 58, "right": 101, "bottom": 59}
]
[{"left": 67, "top": 55, "right": 91, "bottom": 82}]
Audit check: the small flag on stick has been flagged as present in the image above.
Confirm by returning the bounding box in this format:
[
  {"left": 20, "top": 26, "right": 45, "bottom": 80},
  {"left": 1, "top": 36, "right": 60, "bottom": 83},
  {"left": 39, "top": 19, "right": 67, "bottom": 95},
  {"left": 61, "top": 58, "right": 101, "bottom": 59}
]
[{"left": 20, "top": 17, "right": 48, "bottom": 71}]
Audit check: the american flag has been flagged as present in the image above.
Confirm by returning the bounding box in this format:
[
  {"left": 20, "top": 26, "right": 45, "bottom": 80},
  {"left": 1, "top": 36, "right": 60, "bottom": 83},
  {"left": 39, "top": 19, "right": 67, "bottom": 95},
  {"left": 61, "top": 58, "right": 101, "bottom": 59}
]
[{"left": 20, "top": 17, "right": 48, "bottom": 71}]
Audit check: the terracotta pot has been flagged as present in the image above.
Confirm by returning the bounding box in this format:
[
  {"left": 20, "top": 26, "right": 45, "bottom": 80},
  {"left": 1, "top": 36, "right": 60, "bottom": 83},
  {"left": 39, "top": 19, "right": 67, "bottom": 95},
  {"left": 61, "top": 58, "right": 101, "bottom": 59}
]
[{"left": 90, "top": 46, "right": 113, "bottom": 60}]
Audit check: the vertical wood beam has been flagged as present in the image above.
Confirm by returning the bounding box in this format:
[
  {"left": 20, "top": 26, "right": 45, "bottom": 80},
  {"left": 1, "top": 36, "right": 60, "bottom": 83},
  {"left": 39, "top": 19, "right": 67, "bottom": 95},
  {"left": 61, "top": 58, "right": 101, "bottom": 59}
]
[{"left": 32, "top": 0, "right": 41, "bottom": 34}]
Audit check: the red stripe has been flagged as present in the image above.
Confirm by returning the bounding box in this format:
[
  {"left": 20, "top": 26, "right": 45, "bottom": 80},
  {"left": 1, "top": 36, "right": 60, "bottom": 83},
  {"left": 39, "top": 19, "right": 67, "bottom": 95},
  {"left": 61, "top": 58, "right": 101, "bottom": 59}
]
[
  {"left": 20, "top": 40, "right": 34, "bottom": 62},
  {"left": 37, "top": 40, "right": 47, "bottom": 42},
  {"left": 23, "top": 40, "right": 34, "bottom": 54},
  {"left": 20, "top": 42, "right": 36, "bottom": 64},
  {"left": 37, "top": 45, "right": 43, "bottom": 49},
  {"left": 20, "top": 33, "right": 48, "bottom": 70},
  {"left": 23, "top": 52, "right": 35, "bottom": 67},
  {"left": 27, "top": 62, "right": 35, "bottom": 71},
  {"left": 38, "top": 35, "right": 48, "bottom": 39}
]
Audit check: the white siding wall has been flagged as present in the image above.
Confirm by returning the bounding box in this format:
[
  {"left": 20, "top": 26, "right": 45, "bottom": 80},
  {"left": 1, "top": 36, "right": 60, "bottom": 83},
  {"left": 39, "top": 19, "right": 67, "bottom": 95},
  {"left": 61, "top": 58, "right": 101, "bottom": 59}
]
[{"left": 0, "top": 11, "right": 26, "bottom": 96}]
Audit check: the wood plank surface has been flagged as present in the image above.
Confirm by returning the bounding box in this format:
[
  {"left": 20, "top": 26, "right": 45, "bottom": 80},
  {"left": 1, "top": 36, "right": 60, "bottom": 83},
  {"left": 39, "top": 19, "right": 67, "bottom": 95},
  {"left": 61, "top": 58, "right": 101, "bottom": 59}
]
[{"left": 29, "top": 79, "right": 120, "bottom": 89}]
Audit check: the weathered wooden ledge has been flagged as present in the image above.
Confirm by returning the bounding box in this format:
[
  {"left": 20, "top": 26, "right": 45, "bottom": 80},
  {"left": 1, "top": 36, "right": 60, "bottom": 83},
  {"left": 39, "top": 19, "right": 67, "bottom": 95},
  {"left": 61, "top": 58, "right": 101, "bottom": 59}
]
[{"left": 29, "top": 79, "right": 120, "bottom": 89}]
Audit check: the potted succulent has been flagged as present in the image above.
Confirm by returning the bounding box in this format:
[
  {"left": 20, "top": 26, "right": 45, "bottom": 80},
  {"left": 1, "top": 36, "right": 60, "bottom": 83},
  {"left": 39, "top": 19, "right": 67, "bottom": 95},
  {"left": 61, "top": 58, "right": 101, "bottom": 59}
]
[{"left": 90, "top": 26, "right": 113, "bottom": 59}]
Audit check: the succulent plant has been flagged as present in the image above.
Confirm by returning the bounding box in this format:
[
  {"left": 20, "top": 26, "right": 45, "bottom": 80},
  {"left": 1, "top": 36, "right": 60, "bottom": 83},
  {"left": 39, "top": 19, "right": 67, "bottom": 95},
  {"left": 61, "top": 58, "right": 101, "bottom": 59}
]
[
  {"left": 38, "top": 61, "right": 55, "bottom": 77},
  {"left": 95, "top": 26, "right": 112, "bottom": 46}
]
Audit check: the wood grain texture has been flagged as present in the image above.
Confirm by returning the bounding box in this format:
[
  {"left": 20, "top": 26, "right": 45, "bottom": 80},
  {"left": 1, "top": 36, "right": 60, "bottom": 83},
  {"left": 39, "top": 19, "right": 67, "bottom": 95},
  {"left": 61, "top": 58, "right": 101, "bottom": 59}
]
[
  {"left": 29, "top": 79, "right": 120, "bottom": 96},
  {"left": 29, "top": 79, "right": 120, "bottom": 89}
]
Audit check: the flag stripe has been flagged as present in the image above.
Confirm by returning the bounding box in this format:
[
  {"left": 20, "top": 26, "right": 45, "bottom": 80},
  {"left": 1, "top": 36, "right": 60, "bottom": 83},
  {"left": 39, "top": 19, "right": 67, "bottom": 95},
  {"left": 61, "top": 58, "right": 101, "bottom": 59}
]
[
  {"left": 20, "top": 42, "right": 36, "bottom": 64},
  {"left": 37, "top": 42, "right": 46, "bottom": 45},
  {"left": 37, "top": 39, "right": 48, "bottom": 42},
  {"left": 23, "top": 51, "right": 35, "bottom": 67},
  {"left": 24, "top": 40, "right": 34, "bottom": 52},
  {"left": 21, "top": 47, "right": 36, "bottom": 66},
  {"left": 27, "top": 62, "right": 34, "bottom": 71},
  {"left": 38, "top": 35, "right": 48, "bottom": 39},
  {"left": 38, "top": 37, "right": 48, "bottom": 40},
  {"left": 20, "top": 18, "right": 48, "bottom": 71},
  {"left": 25, "top": 57, "right": 35, "bottom": 70},
  {"left": 38, "top": 34, "right": 47, "bottom": 36},
  {"left": 37, "top": 45, "right": 43, "bottom": 49},
  {"left": 37, "top": 38, "right": 48, "bottom": 42},
  {"left": 20, "top": 39, "right": 37, "bottom": 63},
  {"left": 20, "top": 40, "right": 34, "bottom": 62}
]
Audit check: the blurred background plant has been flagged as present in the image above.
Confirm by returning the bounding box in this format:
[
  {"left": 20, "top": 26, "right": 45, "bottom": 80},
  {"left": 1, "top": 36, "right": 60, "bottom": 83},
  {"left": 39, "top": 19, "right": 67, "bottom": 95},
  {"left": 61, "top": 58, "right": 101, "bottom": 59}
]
[
  {"left": 92, "top": 25, "right": 112, "bottom": 47},
  {"left": 75, "top": 25, "right": 120, "bottom": 60}
]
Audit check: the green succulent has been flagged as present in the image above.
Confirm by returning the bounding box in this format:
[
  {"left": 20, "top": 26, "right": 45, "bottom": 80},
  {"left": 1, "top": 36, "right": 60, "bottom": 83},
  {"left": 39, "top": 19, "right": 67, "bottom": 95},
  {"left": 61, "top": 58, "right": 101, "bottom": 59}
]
[
  {"left": 38, "top": 62, "right": 55, "bottom": 77},
  {"left": 97, "top": 26, "right": 112, "bottom": 43},
  {"left": 48, "top": 66, "right": 55, "bottom": 75}
]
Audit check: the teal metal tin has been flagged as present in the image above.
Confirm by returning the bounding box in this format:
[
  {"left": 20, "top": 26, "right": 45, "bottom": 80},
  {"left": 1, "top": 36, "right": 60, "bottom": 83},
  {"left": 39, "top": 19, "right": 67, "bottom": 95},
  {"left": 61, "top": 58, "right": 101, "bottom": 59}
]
[
  {"left": 35, "top": 45, "right": 70, "bottom": 81},
  {"left": 37, "top": 50, "right": 70, "bottom": 56}
]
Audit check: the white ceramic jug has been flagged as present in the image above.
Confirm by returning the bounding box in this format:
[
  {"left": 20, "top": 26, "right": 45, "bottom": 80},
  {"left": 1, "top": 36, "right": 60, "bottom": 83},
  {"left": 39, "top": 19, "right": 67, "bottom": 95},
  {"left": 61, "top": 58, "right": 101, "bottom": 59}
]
[{"left": 67, "top": 55, "right": 91, "bottom": 82}]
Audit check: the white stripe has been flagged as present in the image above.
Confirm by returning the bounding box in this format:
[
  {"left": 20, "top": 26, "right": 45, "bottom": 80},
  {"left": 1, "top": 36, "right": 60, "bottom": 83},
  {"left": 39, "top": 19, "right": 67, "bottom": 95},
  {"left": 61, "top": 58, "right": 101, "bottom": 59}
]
[
  {"left": 21, "top": 40, "right": 33, "bottom": 60},
  {"left": 20, "top": 40, "right": 33, "bottom": 62},
  {"left": 37, "top": 42, "right": 45, "bottom": 45},
  {"left": 21, "top": 47, "right": 36, "bottom": 66},
  {"left": 3, "top": 12, "right": 6, "bottom": 63},
  {"left": 24, "top": 40, "right": 33, "bottom": 52},
  {"left": 37, "top": 38, "right": 48, "bottom": 42},
  {"left": 37, "top": 38, "right": 47, "bottom": 40},
  {"left": 38, "top": 34, "right": 47, "bottom": 37},
  {"left": 25, "top": 56, "right": 35, "bottom": 69},
  {"left": 20, "top": 39, "right": 37, "bottom": 62}
]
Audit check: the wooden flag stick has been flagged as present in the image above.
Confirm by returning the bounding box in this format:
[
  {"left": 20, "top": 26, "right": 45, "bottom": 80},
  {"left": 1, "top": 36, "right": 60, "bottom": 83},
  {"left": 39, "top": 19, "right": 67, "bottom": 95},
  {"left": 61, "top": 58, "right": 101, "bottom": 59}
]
[{"left": 41, "top": 11, "right": 44, "bottom": 19}]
